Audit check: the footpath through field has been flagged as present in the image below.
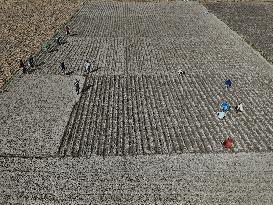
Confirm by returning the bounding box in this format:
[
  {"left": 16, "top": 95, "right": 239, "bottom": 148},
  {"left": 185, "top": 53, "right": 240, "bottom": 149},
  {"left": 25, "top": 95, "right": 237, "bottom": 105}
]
[{"left": 1, "top": 0, "right": 273, "bottom": 203}]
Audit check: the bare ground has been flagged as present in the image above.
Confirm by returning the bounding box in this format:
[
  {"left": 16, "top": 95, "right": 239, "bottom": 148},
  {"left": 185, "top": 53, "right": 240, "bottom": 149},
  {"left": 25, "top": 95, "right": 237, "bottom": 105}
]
[
  {"left": 1, "top": 152, "right": 273, "bottom": 204},
  {"left": 0, "top": 0, "right": 82, "bottom": 88},
  {"left": 203, "top": 1, "right": 273, "bottom": 63},
  {"left": 1, "top": 0, "right": 273, "bottom": 203}
]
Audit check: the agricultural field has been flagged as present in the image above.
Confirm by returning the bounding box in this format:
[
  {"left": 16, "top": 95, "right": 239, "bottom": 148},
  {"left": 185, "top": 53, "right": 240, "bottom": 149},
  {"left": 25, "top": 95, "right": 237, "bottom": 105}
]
[
  {"left": 204, "top": 1, "right": 273, "bottom": 63},
  {"left": 54, "top": 1, "right": 273, "bottom": 157},
  {"left": 1, "top": 0, "right": 273, "bottom": 203},
  {"left": 0, "top": 0, "right": 82, "bottom": 88},
  {"left": 2, "top": 0, "right": 273, "bottom": 157}
]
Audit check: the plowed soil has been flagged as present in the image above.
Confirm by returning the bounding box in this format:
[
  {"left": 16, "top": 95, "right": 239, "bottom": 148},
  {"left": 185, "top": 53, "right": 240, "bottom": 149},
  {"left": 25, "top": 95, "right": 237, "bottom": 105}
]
[
  {"left": 203, "top": 1, "right": 273, "bottom": 63},
  {"left": 0, "top": 0, "right": 82, "bottom": 88}
]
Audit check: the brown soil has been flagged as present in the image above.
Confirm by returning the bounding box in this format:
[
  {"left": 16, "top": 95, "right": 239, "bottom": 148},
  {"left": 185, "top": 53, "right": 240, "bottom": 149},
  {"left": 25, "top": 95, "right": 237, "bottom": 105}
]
[
  {"left": 0, "top": 0, "right": 82, "bottom": 88},
  {"left": 201, "top": 0, "right": 273, "bottom": 2},
  {"left": 203, "top": 1, "right": 273, "bottom": 64},
  {"left": 114, "top": 0, "right": 175, "bottom": 2}
]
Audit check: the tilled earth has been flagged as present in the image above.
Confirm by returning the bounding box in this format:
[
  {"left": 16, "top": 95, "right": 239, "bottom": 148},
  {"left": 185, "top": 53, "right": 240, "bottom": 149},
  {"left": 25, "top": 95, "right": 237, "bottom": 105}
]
[
  {"left": 43, "top": 0, "right": 273, "bottom": 157},
  {"left": 203, "top": 1, "right": 273, "bottom": 62},
  {"left": 0, "top": 0, "right": 82, "bottom": 88},
  {"left": 1, "top": 0, "right": 273, "bottom": 204}
]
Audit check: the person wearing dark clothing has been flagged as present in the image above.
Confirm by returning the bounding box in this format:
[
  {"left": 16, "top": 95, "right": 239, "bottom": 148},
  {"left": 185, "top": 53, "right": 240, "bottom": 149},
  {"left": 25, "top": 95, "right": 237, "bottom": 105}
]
[
  {"left": 74, "top": 79, "right": 80, "bottom": 95},
  {"left": 43, "top": 42, "right": 50, "bottom": 52},
  {"left": 20, "top": 59, "right": 27, "bottom": 74},
  {"left": 60, "top": 62, "right": 66, "bottom": 74},
  {"left": 225, "top": 79, "right": 232, "bottom": 90},
  {"left": 27, "top": 56, "right": 34, "bottom": 68},
  {"left": 235, "top": 103, "right": 244, "bottom": 113},
  {"left": 56, "top": 36, "right": 62, "bottom": 45},
  {"left": 178, "top": 69, "right": 185, "bottom": 75},
  {"left": 65, "top": 26, "right": 70, "bottom": 35}
]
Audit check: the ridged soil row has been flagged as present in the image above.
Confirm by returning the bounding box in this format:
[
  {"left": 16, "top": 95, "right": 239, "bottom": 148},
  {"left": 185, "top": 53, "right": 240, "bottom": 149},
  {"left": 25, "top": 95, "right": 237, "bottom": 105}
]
[
  {"left": 77, "top": 78, "right": 96, "bottom": 157},
  {"left": 59, "top": 74, "right": 273, "bottom": 156},
  {"left": 88, "top": 76, "right": 104, "bottom": 156},
  {"left": 59, "top": 76, "right": 89, "bottom": 157},
  {"left": 83, "top": 77, "right": 100, "bottom": 157}
]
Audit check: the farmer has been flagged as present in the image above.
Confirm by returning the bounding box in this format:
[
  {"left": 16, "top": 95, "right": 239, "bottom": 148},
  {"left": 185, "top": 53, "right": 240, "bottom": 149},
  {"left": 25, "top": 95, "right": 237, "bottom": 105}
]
[
  {"left": 178, "top": 69, "right": 185, "bottom": 75},
  {"left": 225, "top": 79, "right": 232, "bottom": 90},
  {"left": 223, "top": 137, "right": 238, "bottom": 152},
  {"left": 20, "top": 59, "right": 27, "bottom": 74},
  {"left": 217, "top": 111, "right": 226, "bottom": 119},
  {"left": 84, "top": 60, "right": 91, "bottom": 73},
  {"left": 220, "top": 100, "right": 230, "bottom": 112},
  {"left": 235, "top": 103, "right": 244, "bottom": 113},
  {"left": 56, "top": 36, "right": 62, "bottom": 45},
  {"left": 74, "top": 79, "right": 80, "bottom": 95},
  {"left": 43, "top": 42, "right": 50, "bottom": 52},
  {"left": 60, "top": 62, "right": 66, "bottom": 74},
  {"left": 65, "top": 25, "right": 70, "bottom": 35},
  {"left": 27, "top": 55, "right": 34, "bottom": 68}
]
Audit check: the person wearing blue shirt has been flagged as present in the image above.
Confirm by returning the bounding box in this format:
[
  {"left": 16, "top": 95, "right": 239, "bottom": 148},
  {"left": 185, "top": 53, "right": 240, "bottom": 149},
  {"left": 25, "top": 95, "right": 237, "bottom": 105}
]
[
  {"left": 220, "top": 101, "right": 230, "bottom": 112},
  {"left": 225, "top": 79, "right": 232, "bottom": 90}
]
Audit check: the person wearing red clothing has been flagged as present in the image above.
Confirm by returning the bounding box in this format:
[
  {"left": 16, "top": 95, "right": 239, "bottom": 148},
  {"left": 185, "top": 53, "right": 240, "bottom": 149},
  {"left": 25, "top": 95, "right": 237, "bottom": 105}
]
[
  {"left": 223, "top": 137, "right": 234, "bottom": 150},
  {"left": 223, "top": 137, "right": 239, "bottom": 152}
]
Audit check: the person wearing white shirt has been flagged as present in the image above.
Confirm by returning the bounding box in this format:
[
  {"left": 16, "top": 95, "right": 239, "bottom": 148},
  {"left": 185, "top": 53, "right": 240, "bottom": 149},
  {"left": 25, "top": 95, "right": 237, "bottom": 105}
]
[
  {"left": 84, "top": 60, "right": 91, "bottom": 73},
  {"left": 217, "top": 111, "right": 226, "bottom": 119},
  {"left": 235, "top": 103, "right": 244, "bottom": 113}
]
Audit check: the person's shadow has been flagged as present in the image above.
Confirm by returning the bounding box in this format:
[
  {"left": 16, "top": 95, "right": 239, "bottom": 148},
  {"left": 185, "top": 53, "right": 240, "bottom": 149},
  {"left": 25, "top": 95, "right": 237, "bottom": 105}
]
[
  {"left": 36, "top": 61, "right": 45, "bottom": 67},
  {"left": 70, "top": 33, "right": 78, "bottom": 37},
  {"left": 49, "top": 48, "right": 59, "bottom": 53},
  {"left": 66, "top": 70, "right": 75, "bottom": 76},
  {"left": 91, "top": 67, "right": 100, "bottom": 73},
  {"left": 27, "top": 62, "right": 45, "bottom": 73},
  {"left": 27, "top": 68, "right": 38, "bottom": 74},
  {"left": 81, "top": 84, "right": 91, "bottom": 93}
]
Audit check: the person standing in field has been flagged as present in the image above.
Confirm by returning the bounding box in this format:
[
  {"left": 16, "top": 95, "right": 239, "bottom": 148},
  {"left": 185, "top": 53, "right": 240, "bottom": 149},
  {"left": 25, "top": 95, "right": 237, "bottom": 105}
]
[
  {"left": 60, "top": 62, "right": 66, "bottom": 74},
  {"left": 56, "top": 36, "right": 62, "bottom": 45},
  {"left": 217, "top": 111, "right": 226, "bottom": 119},
  {"left": 84, "top": 60, "right": 91, "bottom": 74},
  {"left": 178, "top": 69, "right": 185, "bottom": 75},
  {"left": 74, "top": 79, "right": 80, "bottom": 95},
  {"left": 20, "top": 59, "right": 27, "bottom": 74},
  {"left": 65, "top": 25, "right": 70, "bottom": 35},
  {"left": 225, "top": 79, "right": 232, "bottom": 90},
  {"left": 220, "top": 100, "right": 230, "bottom": 112},
  {"left": 27, "top": 55, "right": 34, "bottom": 68},
  {"left": 235, "top": 103, "right": 244, "bottom": 113}
]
